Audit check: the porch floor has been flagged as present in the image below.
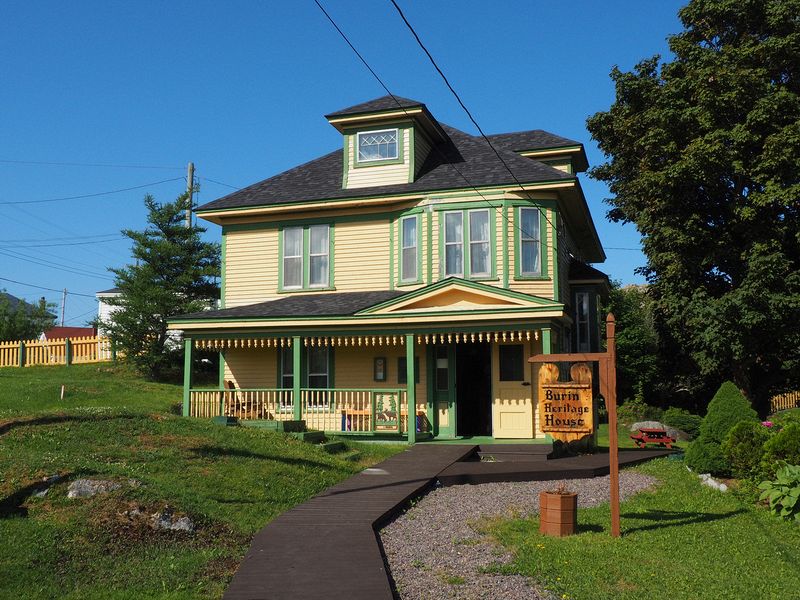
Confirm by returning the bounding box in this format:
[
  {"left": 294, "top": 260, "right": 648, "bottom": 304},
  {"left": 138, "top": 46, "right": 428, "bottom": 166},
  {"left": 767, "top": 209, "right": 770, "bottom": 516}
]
[{"left": 223, "top": 445, "right": 673, "bottom": 600}]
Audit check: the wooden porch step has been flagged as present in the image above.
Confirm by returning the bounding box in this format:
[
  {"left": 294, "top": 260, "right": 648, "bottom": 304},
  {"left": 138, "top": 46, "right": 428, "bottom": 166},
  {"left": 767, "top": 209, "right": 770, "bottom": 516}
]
[{"left": 477, "top": 443, "right": 553, "bottom": 462}]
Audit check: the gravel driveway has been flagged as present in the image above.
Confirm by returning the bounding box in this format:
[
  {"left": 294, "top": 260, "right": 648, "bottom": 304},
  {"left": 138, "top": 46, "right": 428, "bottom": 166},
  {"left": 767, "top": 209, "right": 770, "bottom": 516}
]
[{"left": 380, "top": 471, "right": 658, "bottom": 600}]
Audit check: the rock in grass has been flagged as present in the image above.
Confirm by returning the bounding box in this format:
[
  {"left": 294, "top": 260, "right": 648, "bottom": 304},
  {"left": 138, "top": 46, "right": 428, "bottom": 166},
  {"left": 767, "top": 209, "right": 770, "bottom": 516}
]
[
  {"left": 150, "top": 506, "right": 194, "bottom": 532},
  {"left": 67, "top": 479, "right": 121, "bottom": 499},
  {"left": 33, "top": 474, "right": 63, "bottom": 498}
]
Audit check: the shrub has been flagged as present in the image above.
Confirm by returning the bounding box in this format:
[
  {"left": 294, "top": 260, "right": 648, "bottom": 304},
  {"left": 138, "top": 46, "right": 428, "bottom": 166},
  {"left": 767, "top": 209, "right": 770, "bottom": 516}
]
[
  {"left": 700, "top": 381, "right": 759, "bottom": 444},
  {"left": 772, "top": 409, "right": 800, "bottom": 428},
  {"left": 722, "top": 421, "right": 770, "bottom": 480},
  {"left": 617, "top": 395, "right": 663, "bottom": 426},
  {"left": 685, "top": 436, "right": 728, "bottom": 475},
  {"left": 761, "top": 424, "right": 800, "bottom": 479},
  {"left": 663, "top": 407, "right": 703, "bottom": 438},
  {"left": 758, "top": 464, "right": 800, "bottom": 522}
]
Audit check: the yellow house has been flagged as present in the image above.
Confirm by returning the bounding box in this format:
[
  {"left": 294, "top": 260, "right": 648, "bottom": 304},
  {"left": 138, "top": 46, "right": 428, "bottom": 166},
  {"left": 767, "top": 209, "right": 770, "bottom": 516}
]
[{"left": 168, "top": 95, "right": 609, "bottom": 442}]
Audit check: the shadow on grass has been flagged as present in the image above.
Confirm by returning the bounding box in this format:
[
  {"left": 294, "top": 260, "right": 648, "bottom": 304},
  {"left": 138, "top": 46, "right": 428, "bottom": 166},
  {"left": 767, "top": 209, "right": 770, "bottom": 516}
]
[
  {"left": 190, "top": 444, "right": 337, "bottom": 470},
  {"left": 0, "top": 414, "right": 137, "bottom": 437},
  {"left": 620, "top": 508, "right": 745, "bottom": 534},
  {"left": 577, "top": 523, "right": 605, "bottom": 533},
  {"left": 0, "top": 469, "right": 96, "bottom": 519}
]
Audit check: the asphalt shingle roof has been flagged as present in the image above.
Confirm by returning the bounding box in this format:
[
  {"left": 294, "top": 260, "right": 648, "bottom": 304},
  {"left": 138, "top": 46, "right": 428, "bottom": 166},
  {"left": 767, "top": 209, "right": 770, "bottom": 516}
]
[
  {"left": 197, "top": 123, "right": 574, "bottom": 212},
  {"left": 174, "top": 290, "right": 405, "bottom": 320},
  {"left": 486, "top": 130, "right": 582, "bottom": 151},
  {"left": 569, "top": 261, "right": 609, "bottom": 282},
  {"left": 325, "top": 95, "right": 425, "bottom": 118}
]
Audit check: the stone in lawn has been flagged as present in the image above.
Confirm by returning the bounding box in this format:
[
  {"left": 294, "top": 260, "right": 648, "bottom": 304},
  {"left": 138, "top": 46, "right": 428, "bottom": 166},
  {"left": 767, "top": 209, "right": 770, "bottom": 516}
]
[
  {"left": 150, "top": 506, "right": 194, "bottom": 532},
  {"left": 67, "top": 479, "right": 121, "bottom": 499},
  {"left": 33, "top": 474, "right": 64, "bottom": 498}
]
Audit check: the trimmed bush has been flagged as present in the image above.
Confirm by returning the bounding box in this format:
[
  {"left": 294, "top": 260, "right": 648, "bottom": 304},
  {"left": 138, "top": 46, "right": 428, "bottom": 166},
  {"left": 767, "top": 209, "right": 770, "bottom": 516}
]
[
  {"left": 617, "top": 396, "right": 663, "bottom": 426},
  {"left": 700, "top": 381, "right": 759, "bottom": 443},
  {"left": 722, "top": 421, "right": 770, "bottom": 480},
  {"left": 685, "top": 436, "right": 728, "bottom": 475},
  {"left": 772, "top": 409, "right": 800, "bottom": 428},
  {"left": 762, "top": 423, "right": 800, "bottom": 479},
  {"left": 663, "top": 407, "right": 703, "bottom": 438}
]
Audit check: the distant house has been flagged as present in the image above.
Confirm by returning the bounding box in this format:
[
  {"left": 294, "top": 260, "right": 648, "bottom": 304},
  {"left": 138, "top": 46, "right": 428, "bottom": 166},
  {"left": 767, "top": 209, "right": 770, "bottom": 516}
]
[
  {"left": 41, "top": 326, "right": 97, "bottom": 340},
  {"left": 1, "top": 292, "right": 57, "bottom": 339},
  {"left": 95, "top": 287, "right": 121, "bottom": 337}
]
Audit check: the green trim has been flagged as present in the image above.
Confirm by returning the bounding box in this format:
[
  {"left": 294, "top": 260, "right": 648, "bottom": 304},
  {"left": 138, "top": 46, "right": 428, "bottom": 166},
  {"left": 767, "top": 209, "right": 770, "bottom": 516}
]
[
  {"left": 197, "top": 179, "right": 576, "bottom": 216},
  {"left": 278, "top": 223, "right": 334, "bottom": 292},
  {"left": 438, "top": 207, "right": 497, "bottom": 281},
  {"left": 426, "top": 209, "right": 433, "bottom": 284},
  {"left": 18, "top": 341, "right": 25, "bottom": 368},
  {"left": 220, "top": 232, "right": 227, "bottom": 309},
  {"left": 425, "top": 346, "right": 435, "bottom": 435},
  {"left": 182, "top": 338, "right": 192, "bottom": 417},
  {"left": 513, "top": 206, "right": 549, "bottom": 281},
  {"left": 65, "top": 338, "right": 72, "bottom": 366},
  {"left": 341, "top": 135, "right": 350, "bottom": 189},
  {"left": 398, "top": 213, "right": 423, "bottom": 285},
  {"left": 219, "top": 350, "right": 226, "bottom": 388},
  {"left": 405, "top": 334, "right": 416, "bottom": 444},
  {"left": 389, "top": 217, "right": 395, "bottom": 291},
  {"left": 351, "top": 126, "right": 406, "bottom": 168},
  {"left": 541, "top": 328, "right": 552, "bottom": 354},
  {"left": 552, "top": 210, "right": 559, "bottom": 302},
  {"left": 502, "top": 205, "right": 509, "bottom": 288},
  {"left": 292, "top": 337, "right": 301, "bottom": 420},
  {"left": 431, "top": 200, "right": 503, "bottom": 211}
]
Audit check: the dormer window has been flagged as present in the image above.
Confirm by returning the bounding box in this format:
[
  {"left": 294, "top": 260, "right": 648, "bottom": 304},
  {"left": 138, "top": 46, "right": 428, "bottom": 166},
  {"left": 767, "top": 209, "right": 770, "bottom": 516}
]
[{"left": 357, "top": 128, "right": 398, "bottom": 162}]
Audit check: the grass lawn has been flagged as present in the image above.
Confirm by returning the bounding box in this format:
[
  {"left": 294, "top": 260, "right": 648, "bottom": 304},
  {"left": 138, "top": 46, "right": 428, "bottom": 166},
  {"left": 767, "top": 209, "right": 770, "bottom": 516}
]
[
  {"left": 486, "top": 458, "right": 800, "bottom": 600},
  {"left": 0, "top": 363, "right": 404, "bottom": 599}
]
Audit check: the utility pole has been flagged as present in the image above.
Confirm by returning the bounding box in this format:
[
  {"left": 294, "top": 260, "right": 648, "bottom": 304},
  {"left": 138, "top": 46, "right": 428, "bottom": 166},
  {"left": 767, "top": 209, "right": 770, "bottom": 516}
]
[
  {"left": 186, "top": 161, "right": 194, "bottom": 228},
  {"left": 61, "top": 288, "right": 67, "bottom": 326}
]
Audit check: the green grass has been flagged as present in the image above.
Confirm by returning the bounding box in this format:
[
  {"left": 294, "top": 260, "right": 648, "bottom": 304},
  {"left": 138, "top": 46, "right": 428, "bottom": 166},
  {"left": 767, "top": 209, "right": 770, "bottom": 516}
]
[
  {"left": 485, "top": 458, "right": 800, "bottom": 600},
  {"left": 0, "top": 364, "right": 404, "bottom": 599}
]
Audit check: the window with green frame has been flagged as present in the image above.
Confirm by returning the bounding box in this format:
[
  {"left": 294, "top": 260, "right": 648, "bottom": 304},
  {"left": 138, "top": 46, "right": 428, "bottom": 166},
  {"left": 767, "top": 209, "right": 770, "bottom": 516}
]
[
  {"left": 280, "top": 224, "right": 333, "bottom": 290},
  {"left": 514, "top": 206, "right": 547, "bottom": 279},
  {"left": 399, "top": 214, "right": 421, "bottom": 284},
  {"left": 441, "top": 208, "right": 494, "bottom": 279}
]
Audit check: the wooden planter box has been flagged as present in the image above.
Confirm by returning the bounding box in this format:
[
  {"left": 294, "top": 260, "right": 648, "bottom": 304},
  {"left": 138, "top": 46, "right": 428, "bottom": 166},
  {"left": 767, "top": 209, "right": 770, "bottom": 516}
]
[{"left": 539, "top": 491, "right": 578, "bottom": 537}]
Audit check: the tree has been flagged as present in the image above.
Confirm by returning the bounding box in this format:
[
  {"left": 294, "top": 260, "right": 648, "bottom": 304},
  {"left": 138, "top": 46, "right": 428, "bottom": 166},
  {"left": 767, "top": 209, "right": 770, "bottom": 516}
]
[
  {"left": 587, "top": 0, "right": 800, "bottom": 413},
  {"left": 0, "top": 292, "right": 56, "bottom": 341},
  {"left": 104, "top": 192, "right": 220, "bottom": 380}
]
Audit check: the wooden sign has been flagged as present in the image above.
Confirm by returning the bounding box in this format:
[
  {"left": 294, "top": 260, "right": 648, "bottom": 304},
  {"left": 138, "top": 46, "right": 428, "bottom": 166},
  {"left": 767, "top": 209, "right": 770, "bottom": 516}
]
[{"left": 538, "top": 362, "right": 593, "bottom": 438}]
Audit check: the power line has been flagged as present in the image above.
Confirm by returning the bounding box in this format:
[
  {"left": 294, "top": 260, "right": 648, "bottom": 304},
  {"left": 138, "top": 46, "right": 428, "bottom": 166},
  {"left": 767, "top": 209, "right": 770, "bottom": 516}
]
[
  {"left": 314, "top": 0, "right": 559, "bottom": 255},
  {"left": 0, "top": 176, "right": 185, "bottom": 205},
  {"left": 1, "top": 237, "right": 126, "bottom": 249},
  {"left": 2, "top": 233, "right": 122, "bottom": 243},
  {"left": 387, "top": 0, "right": 561, "bottom": 238},
  {"left": 200, "top": 176, "right": 241, "bottom": 190},
  {"left": 0, "top": 276, "right": 98, "bottom": 298},
  {"left": 65, "top": 307, "right": 99, "bottom": 325},
  {"left": 605, "top": 247, "right": 642, "bottom": 251},
  {"left": 0, "top": 248, "right": 113, "bottom": 280},
  {"left": 0, "top": 159, "right": 183, "bottom": 170}
]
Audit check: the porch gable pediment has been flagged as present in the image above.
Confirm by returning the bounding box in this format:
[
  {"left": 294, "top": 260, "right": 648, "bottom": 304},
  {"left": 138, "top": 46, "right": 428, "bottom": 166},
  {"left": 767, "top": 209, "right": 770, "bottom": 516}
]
[{"left": 359, "top": 279, "right": 560, "bottom": 315}]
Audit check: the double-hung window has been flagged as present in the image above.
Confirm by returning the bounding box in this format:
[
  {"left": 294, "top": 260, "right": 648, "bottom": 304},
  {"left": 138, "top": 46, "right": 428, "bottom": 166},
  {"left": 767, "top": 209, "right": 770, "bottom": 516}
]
[
  {"left": 281, "top": 224, "right": 332, "bottom": 290},
  {"left": 519, "top": 207, "right": 542, "bottom": 277},
  {"left": 443, "top": 209, "right": 491, "bottom": 278},
  {"left": 400, "top": 215, "right": 418, "bottom": 283},
  {"left": 575, "top": 291, "right": 591, "bottom": 352},
  {"left": 357, "top": 129, "right": 398, "bottom": 162}
]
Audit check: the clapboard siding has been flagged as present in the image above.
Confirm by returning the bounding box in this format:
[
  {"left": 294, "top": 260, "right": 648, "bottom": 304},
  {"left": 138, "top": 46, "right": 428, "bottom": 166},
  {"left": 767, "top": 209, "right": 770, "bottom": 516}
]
[
  {"left": 225, "top": 229, "right": 279, "bottom": 307},
  {"left": 335, "top": 220, "right": 391, "bottom": 291},
  {"left": 346, "top": 128, "right": 411, "bottom": 189},
  {"left": 507, "top": 208, "right": 555, "bottom": 299},
  {"left": 223, "top": 348, "right": 277, "bottom": 388}
]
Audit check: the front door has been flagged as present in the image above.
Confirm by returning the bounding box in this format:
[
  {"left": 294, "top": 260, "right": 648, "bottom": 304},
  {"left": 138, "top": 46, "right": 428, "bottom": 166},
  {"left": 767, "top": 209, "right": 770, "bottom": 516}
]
[
  {"left": 456, "top": 342, "right": 492, "bottom": 437},
  {"left": 431, "top": 345, "right": 456, "bottom": 438},
  {"left": 492, "top": 342, "right": 534, "bottom": 438}
]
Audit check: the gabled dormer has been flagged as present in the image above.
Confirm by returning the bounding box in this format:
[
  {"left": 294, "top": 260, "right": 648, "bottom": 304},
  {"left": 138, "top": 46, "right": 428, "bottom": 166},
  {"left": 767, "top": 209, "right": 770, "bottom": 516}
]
[{"left": 325, "top": 95, "right": 448, "bottom": 189}]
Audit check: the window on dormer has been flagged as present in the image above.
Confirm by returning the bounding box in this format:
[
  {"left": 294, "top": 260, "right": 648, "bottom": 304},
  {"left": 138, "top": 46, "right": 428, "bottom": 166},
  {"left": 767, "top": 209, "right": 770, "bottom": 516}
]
[{"left": 358, "top": 129, "right": 398, "bottom": 162}]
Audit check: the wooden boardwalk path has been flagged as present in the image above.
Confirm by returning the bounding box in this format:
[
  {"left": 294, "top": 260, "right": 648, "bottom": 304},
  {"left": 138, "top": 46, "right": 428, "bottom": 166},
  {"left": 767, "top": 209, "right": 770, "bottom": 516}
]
[
  {"left": 223, "top": 444, "right": 474, "bottom": 600},
  {"left": 224, "top": 445, "right": 672, "bottom": 599}
]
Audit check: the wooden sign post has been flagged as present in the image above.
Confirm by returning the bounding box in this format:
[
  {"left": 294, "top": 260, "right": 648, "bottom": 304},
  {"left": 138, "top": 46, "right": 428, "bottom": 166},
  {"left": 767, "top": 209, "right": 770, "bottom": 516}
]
[{"left": 529, "top": 313, "right": 620, "bottom": 537}]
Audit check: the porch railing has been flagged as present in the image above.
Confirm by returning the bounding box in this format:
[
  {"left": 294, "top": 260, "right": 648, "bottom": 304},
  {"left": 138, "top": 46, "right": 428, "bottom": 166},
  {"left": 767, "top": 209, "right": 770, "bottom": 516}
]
[
  {"left": 300, "top": 388, "right": 407, "bottom": 433},
  {"left": 188, "top": 388, "right": 293, "bottom": 419},
  {"left": 188, "top": 387, "right": 410, "bottom": 434}
]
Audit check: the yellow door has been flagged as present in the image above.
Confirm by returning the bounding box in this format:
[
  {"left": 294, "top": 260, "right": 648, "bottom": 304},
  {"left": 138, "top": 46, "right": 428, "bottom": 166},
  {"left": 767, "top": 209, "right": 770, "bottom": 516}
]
[{"left": 492, "top": 342, "right": 533, "bottom": 438}]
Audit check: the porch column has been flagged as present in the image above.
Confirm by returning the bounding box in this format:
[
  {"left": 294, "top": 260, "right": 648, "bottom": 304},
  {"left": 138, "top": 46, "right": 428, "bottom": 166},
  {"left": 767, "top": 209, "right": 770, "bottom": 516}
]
[
  {"left": 405, "top": 333, "right": 416, "bottom": 444},
  {"left": 541, "top": 328, "right": 552, "bottom": 355},
  {"left": 182, "top": 337, "right": 192, "bottom": 417},
  {"left": 292, "top": 336, "right": 302, "bottom": 421}
]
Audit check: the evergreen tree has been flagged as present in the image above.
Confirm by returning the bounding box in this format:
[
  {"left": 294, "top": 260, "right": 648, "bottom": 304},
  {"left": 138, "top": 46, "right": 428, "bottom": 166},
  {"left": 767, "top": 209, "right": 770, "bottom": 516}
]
[
  {"left": 588, "top": 0, "right": 800, "bottom": 411},
  {"left": 104, "top": 192, "right": 220, "bottom": 380},
  {"left": 0, "top": 293, "right": 56, "bottom": 341}
]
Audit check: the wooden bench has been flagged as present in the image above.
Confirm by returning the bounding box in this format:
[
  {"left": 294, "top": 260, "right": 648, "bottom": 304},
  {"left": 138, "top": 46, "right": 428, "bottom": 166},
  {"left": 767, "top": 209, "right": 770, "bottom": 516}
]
[{"left": 630, "top": 427, "right": 675, "bottom": 449}]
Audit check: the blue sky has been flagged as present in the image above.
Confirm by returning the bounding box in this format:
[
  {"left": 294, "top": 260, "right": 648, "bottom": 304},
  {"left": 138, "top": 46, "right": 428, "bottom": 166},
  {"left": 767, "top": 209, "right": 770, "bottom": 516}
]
[{"left": 0, "top": 1, "right": 684, "bottom": 326}]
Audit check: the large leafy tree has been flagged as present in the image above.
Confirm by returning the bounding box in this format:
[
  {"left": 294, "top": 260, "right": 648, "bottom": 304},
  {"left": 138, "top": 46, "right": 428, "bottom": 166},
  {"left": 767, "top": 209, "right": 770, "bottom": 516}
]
[
  {"left": 588, "top": 0, "right": 800, "bottom": 411},
  {"left": 104, "top": 192, "right": 219, "bottom": 380},
  {"left": 0, "top": 293, "right": 56, "bottom": 341}
]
